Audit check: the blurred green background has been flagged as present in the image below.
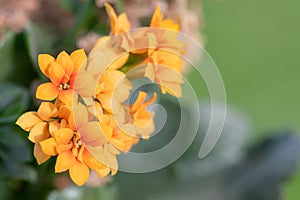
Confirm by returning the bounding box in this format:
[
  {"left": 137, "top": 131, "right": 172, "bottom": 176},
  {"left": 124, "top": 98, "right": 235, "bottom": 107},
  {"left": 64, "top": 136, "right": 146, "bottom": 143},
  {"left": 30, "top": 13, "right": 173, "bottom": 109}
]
[
  {"left": 199, "top": 0, "right": 300, "bottom": 198},
  {"left": 201, "top": 0, "right": 300, "bottom": 134}
]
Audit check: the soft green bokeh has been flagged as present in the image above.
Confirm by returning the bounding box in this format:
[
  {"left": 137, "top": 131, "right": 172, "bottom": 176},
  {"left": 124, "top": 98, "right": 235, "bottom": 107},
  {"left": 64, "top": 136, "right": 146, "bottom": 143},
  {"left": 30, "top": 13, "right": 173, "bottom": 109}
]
[
  {"left": 199, "top": 0, "right": 300, "bottom": 197},
  {"left": 200, "top": 0, "right": 300, "bottom": 134}
]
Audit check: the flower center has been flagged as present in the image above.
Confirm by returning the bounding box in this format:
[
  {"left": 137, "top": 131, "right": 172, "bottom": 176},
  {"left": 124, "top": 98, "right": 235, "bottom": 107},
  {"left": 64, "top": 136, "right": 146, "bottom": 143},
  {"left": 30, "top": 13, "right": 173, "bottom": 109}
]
[
  {"left": 58, "top": 83, "right": 70, "bottom": 90},
  {"left": 75, "top": 139, "right": 82, "bottom": 149}
]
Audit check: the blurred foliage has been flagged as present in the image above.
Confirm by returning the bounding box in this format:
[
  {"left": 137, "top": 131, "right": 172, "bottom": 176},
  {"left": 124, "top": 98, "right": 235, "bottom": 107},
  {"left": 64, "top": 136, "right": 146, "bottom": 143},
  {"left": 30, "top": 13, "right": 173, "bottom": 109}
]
[
  {"left": 48, "top": 184, "right": 118, "bottom": 200},
  {"left": 0, "top": 33, "right": 15, "bottom": 82},
  {"left": 0, "top": 83, "right": 37, "bottom": 199},
  {"left": 200, "top": 0, "right": 300, "bottom": 135},
  {"left": 0, "top": 83, "right": 30, "bottom": 124},
  {"left": 199, "top": 0, "right": 300, "bottom": 198}
]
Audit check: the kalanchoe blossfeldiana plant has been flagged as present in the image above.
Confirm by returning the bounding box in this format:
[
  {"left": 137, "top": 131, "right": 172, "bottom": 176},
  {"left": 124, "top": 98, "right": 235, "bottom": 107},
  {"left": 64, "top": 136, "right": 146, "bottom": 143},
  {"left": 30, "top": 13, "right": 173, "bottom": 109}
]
[{"left": 16, "top": 4, "right": 185, "bottom": 186}]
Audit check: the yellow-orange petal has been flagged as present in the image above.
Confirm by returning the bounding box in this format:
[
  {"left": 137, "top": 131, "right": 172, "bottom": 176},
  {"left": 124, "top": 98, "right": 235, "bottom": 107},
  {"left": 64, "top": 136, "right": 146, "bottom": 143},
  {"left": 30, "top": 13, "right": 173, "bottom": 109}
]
[
  {"left": 147, "top": 32, "right": 158, "bottom": 55},
  {"left": 157, "top": 66, "right": 183, "bottom": 82},
  {"left": 37, "top": 102, "right": 58, "bottom": 121},
  {"left": 92, "top": 36, "right": 110, "bottom": 51},
  {"left": 108, "top": 52, "right": 129, "bottom": 70},
  {"left": 100, "top": 70, "right": 126, "bottom": 91},
  {"left": 79, "top": 122, "right": 106, "bottom": 146},
  {"left": 58, "top": 89, "right": 76, "bottom": 106},
  {"left": 87, "top": 46, "right": 121, "bottom": 79},
  {"left": 16, "top": 112, "right": 42, "bottom": 132},
  {"left": 54, "top": 128, "right": 74, "bottom": 145},
  {"left": 159, "top": 82, "right": 182, "bottom": 97},
  {"left": 56, "top": 51, "right": 73, "bottom": 76},
  {"left": 60, "top": 119, "right": 68, "bottom": 129},
  {"left": 107, "top": 143, "right": 121, "bottom": 155},
  {"left": 150, "top": 7, "right": 163, "bottom": 27},
  {"left": 73, "top": 72, "right": 98, "bottom": 97},
  {"left": 82, "top": 149, "right": 104, "bottom": 170},
  {"left": 56, "top": 144, "right": 73, "bottom": 154},
  {"left": 111, "top": 168, "right": 117, "bottom": 176},
  {"left": 28, "top": 122, "right": 50, "bottom": 143},
  {"left": 100, "top": 123, "right": 113, "bottom": 138},
  {"left": 38, "top": 54, "right": 55, "bottom": 77},
  {"left": 69, "top": 160, "right": 89, "bottom": 186},
  {"left": 131, "top": 91, "right": 147, "bottom": 113},
  {"left": 117, "top": 13, "right": 131, "bottom": 33},
  {"left": 48, "top": 62, "right": 65, "bottom": 86},
  {"left": 34, "top": 143, "right": 50, "bottom": 165},
  {"left": 145, "top": 63, "right": 155, "bottom": 82},
  {"left": 40, "top": 138, "right": 57, "bottom": 156},
  {"left": 86, "top": 145, "right": 118, "bottom": 171},
  {"left": 58, "top": 105, "right": 71, "bottom": 120},
  {"left": 160, "top": 19, "right": 180, "bottom": 31},
  {"left": 49, "top": 120, "right": 60, "bottom": 135},
  {"left": 96, "top": 168, "right": 110, "bottom": 178},
  {"left": 70, "top": 49, "right": 87, "bottom": 74},
  {"left": 86, "top": 146, "right": 107, "bottom": 166},
  {"left": 150, "top": 6, "right": 179, "bottom": 31},
  {"left": 69, "top": 103, "right": 88, "bottom": 131},
  {"left": 104, "top": 147, "right": 118, "bottom": 171},
  {"left": 36, "top": 82, "right": 59, "bottom": 101},
  {"left": 104, "top": 3, "right": 117, "bottom": 35},
  {"left": 55, "top": 150, "right": 75, "bottom": 173}
]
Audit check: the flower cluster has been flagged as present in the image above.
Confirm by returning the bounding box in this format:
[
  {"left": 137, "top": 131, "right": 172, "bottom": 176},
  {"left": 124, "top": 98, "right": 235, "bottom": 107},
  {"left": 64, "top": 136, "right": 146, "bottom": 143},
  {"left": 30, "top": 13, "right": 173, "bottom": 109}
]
[{"left": 16, "top": 4, "right": 185, "bottom": 186}]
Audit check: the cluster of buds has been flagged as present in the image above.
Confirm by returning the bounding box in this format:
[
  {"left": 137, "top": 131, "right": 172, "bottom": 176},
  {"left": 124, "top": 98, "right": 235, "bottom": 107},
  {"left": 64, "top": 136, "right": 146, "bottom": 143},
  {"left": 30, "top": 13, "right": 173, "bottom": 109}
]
[{"left": 16, "top": 4, "right": 185, "bottom": 186}]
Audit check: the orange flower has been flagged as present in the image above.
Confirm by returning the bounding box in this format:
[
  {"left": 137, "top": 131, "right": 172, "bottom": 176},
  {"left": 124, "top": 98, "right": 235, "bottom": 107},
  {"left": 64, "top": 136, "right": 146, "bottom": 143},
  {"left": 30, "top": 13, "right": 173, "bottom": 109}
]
[
  {"left": 149, "top": 7, "right": 185, "bottom": 54},
  {"left": 115, "top": 91, "right": 157, "bottom": 140},
  {"left": 145, "top": 49, "right": 184, "bottom": 97},
  {"left": 150, "top": 6, "right": 179, "bottom": 31},
  {"left": 129, "top": 91, "right": 157, "bottom": 139},
  {"left": 16, "top": 3, "right": 188, "bottom": 187},
  {"left": 88, "top": 4, "right": 131, "bottom": 73},
  {"left": 16, "top": 102, "right": 69, "bottom": 164},
  {"left": 95, "top": 70, "right": 132, "bottom": 112},
  {"left": 87, "top": 38, "right": 130, "bottom": 77},
  {"left": 104, "top": 3, "right": 131, "bottom": 35},
  {"left": 36, "top": 49, "right": 97, "bottom": 105},
  {"left": 40, "top": 103, "right": 118, "bottom": 186},
  {"left": 98, "top": 114, "right": 139, "bottom": 152}
]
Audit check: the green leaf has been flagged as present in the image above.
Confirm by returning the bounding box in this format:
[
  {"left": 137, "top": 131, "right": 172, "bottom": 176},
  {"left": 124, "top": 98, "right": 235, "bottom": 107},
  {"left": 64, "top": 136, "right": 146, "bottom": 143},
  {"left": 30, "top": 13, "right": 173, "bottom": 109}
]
[
  {"left": 82, "top": 184, "right": 118, "bottom": 200},
  {"left": 0, "top": 180, "right": 10, "bottom": 200},
  {"left": 0, "top": 126, "right": 32, "bottom": 162},
  {"left": 0, "top": 32, "right": 16, "bottom": 82},
  {"left": 58, "top": 0, "right": 76, "bottom": 12},
  {"left": 0, "top": 125, "right": 36, "bottom": 183},
  {"left": 0, "top": 125, "right": 32, "bottom": 163},
  {"left": 0, "top": 162, "right": 37, "bottom": 183},
  {"left": 0, "top": 83, "right": 30, "bottom": 124},
  {"left": 24, "top": 23, "right": 54, "bottom": 78},
  {"left": 47, "top": 184, "right": 118, "bottom": 200}
]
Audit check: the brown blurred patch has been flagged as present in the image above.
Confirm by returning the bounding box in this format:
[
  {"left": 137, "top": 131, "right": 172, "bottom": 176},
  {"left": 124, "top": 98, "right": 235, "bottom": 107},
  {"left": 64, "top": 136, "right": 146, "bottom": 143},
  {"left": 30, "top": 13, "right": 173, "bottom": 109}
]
[
  {"left": 0, "top": 0, "right": 40, "bottom": 38},
  {"left": 30, "top": 0, "right": 74, "bottom": 34}
]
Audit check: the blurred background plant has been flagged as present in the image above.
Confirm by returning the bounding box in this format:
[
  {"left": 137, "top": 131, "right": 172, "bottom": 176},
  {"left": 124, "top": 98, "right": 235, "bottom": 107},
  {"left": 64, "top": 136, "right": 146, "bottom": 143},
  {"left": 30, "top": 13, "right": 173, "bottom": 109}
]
[{"left": 0, "top": 0, "right": 299, "bottom": 199}]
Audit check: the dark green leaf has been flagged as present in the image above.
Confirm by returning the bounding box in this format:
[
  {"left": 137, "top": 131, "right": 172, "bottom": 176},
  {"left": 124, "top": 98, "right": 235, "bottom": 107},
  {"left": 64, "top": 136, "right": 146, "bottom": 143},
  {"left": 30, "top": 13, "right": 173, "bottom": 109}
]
[
  {"left": 0, "top": 32, "right": 16, "bottom": 82},
  {"left": 0, "top": 83, "right": 30, "bottom": 124},
  {"left": 0, "top": 125, "right": 36, "bottom": 183},
  {"left": 0, "top": 162, "right": 37, "bottom": 183},
  {"left": 0, "top": 180, "right": 10, "bottom": 200},
  {"left": 24, "top": 23, "right": 54, "bottom": 78}
]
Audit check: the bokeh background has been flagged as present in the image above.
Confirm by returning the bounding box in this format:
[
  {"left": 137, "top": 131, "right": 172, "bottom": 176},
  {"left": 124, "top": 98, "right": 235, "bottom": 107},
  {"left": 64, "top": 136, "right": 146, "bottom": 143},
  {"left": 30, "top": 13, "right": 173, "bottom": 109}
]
[
  {"left": 200, "top": 0, "right": 300, "bottom": 198},
  {"left": 0, "top": 0, "right": 299, "bottom": 199}
]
